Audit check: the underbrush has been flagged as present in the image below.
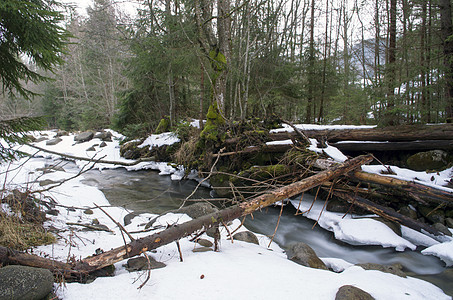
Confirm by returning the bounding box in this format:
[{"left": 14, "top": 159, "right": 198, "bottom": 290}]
[{"left": 0, "top": 190, "right": 55, "bottom": 251}]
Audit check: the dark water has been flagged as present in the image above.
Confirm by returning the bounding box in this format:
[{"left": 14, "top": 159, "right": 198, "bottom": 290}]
[{"left": 83, "top": 168, "right": 452, "bottom": 296}]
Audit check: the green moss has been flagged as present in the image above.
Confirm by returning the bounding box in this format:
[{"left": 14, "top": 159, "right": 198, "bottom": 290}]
[
  {"left": 155, "top": 116, "right": 170, "bottom": 134},
  {"left": 200, "top": 102, "right": 225, "bottom": 145}
]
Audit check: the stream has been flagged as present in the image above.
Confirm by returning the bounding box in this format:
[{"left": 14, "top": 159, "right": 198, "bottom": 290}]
[{"left": 82, "top": 168, "right": 452, "bottom": 297}]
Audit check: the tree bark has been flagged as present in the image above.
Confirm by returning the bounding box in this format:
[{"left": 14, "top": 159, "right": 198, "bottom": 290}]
[
  {"left": 269, "top": 123, "right": 453, "bottom": 142},
  {"left": 439, "top": 0, "right": 453, "bottom": 123}
]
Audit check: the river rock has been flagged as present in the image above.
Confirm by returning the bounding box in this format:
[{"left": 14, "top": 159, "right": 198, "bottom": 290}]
[
  {"left": 94, "top": 131, "right": 113, "bottom": 141},
  {"left": 446, "top": 218, "right": 453, "bottom": 228},
  {"left": 335, "top": 285, "right": 375, "bottom": 300},
  {"left": 34, "top": 136, "right": 48, "bottom": 143},
  {"left": 356, "top": 263, "right": 406, "bottom": 278},
  {"left": 196, "top": 238, "right": 213, "bottom": 247},
  {"left": 433, "top": 223, "right": 452, "bottom": 236},
  {"left": 176, "top": 202, "right": 218, "bottom": 219},
  {"left": 39, "top": 179, "right": 58, "bottom": 186},
  {"left": 287, "top": 242, "right": 328, "bottom": 270},
  {"left": 86, "top": 145, "right": 96, "bottom": 151},
  {"left": 45, "top": 137, "right": 62, "bottom": 146},
  {"left": 56, "top": 130, "right": 68, "bottom": 137},
  {"left": 419, "top": 206, "right": 445, "bottom": 224},
  {"left": 0, "top": 265, "right": 54, "bottom": 300},
  {"left": 233, "top": 231, "right": 259, "bottom": 245},
  {"left": 124, "top": 212, "right": 139, "bottom": 226},
  {"left": 406, "top": 150, "right": 451, "bottom": 171},
  {"left": 192, "top": 247, "right": 213, "bottom": 253},
  {"left": 398, "top": 205, "right": 418, "bottom": 220},
  {"left": 100, "top": 141, "right": 107, "bottom": 147},
  {"left": 125, "top": 256, "right": 166, "bottom": 272},
  {"left": 74, "top": 131, "right": 94, "bottom": 143}
]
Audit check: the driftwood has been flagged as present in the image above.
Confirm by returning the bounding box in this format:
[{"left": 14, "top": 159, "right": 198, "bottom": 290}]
[
  {"left": 0, "top": 154, "right": 373, "bottom": 279},
  {"left": 332, "top": 191, "right": 448, "bottom": 242}
]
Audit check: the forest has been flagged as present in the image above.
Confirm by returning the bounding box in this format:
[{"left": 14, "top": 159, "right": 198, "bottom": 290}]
[{"left": 1, "top": 0, "right": 453, "bottom": 137}]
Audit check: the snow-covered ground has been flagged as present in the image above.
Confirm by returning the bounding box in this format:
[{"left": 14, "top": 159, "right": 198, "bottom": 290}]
[{"left": 1, "top": 127, "right": 452, "bottom": 299}]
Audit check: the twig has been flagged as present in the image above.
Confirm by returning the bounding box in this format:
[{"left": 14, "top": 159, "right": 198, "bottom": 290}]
[
  {"left": 268, "top": 200, "right": 284, "bottom": 248},
  {"left": 176, "top": 241, "right": 183, "bottom": 262},
  {"left": 137, "top": 254, "right": 152, "bottom": 290},
  {"left": 179, "top": 147, "right": 225, "bottom": 209},
  {"left": 230, "top": 216, "right": 246, "bottom": 236},
  {"left": 26, "top": 143, "right": 155, "bottom": 166},
  {"left": 66, "top": 222, "right": 112, "bottom": 232},
  {"left": 221, "top": 221, "right": 234, "bottom": 243},
  {"left": 31, "top": 155, "right": 107, "bottom": 194},
  {"left": 94, "top": 203, "right": 135, "bottom": 242}
]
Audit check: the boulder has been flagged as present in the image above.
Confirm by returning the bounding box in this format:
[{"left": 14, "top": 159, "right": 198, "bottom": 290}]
[
  {"left": 433, "top": 223, "right": 452, "bottom": 236},
  {"left": 34, "top": 137, "right": 48, "bottom": 143},
  {"left": 356, "top": 263, "right": 406, "bottom": 277},
  {"left": 446, "top": 218, "right": 453, "bottom": 228},
  {"left": 419, "top": 206, "right": 445, "bottom": 224},
  {"left": 124, "top": 212, "right": 139, "bottom": 226},
  {"left": 94, "top": 131, "right": 113, "bottom": 142},
  {"left": 398, "top": 205, "right": 418, "bottom": 220},
  {"left": 74, "top": 131, "right": 94, "bottom": 143},
  {"left": 287, "top": 242, "right": 328, "bottom": 270},
  {"left": 55, "top": 130, "right": 68, "bottom": 137},
  {"left": 0, "top": 265, "right": 53, "bottom": 300},
  {"left": 45, "top": 138, "right": 62, "bottom": 146},
  {"left": 335, "top": 285, "right": 375, "bottom": 300},
  {"left": 196, "top": 238, "right": 213, "bottom": 247},
  {"left": 406, "top": 150, "right": 451, "bottom": 171},
  {"left": 176, "top": 202, "right": 218, "bottom": 219},
  {"left": 233, "top": 231, "right": 259, "bottom": 245},
  {"left": 125, "top": 256, "right": 166, "bottom": 272}
]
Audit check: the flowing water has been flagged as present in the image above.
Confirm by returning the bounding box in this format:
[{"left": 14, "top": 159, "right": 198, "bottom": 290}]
[{"left": 83, "top": 168, "right": 452, "bottom": 296}]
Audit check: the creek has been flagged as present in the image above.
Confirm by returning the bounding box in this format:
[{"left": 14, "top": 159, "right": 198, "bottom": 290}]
[{"left": 82, "top": 168, "right": 452, "bottom": 296}]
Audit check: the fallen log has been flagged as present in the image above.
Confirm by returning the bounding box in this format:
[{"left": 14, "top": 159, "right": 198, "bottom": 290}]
[
  {"left": 332, "top": 191, "right": 448, "bottom": 242},
  {"left": 269, "top": 123, "right": 453, "bottom": 143},
  {"left": 313, "top": 159, "right": 453, "bottom": 207},
  {"left": 0, "top": 154, "right": 372, "bottom": 278},
  {"left": 330, "top": 140, "right": 453, "bottom": 152},
  {"left": 72, "top": 154, "right": 372, "bottom": 274}
]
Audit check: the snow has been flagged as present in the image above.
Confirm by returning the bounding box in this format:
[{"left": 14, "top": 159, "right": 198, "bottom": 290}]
[
  {"left": 139, "top": 132, "right": 180, "bottom": 150},
  {"left": 422, "top": 241, "right": 453, "bottom": 266},
  {"left": 1, "top": 127, "right": 453, "bottom": 299},
  {"left": 289, "top": 196, "right": 417, "bottom": 251},
  {"left": 270, "top": 123, "right": 376, "bottom": 134}
]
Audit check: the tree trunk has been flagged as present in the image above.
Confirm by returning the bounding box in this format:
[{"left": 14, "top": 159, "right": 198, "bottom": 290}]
[
  {"left": 332, "top": 191, "right": 448, "bottom": 242},
  {"left": 439, "top": 0, "right": 453, "bottom": 123}
]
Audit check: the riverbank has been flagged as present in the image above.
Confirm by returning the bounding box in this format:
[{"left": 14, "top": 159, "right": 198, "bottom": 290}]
[{"left": 1, "top": 129, "right": 452, "bottom": 299}]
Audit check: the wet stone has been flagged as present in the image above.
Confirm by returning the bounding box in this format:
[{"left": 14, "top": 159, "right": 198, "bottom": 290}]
[
  {"left": 233, "top": 231, "right": 259, "bottom": 245},
  {"left": 125, "top": 256, "right": 166, "bottom": 272},
  {"left": 335, "top": 285, "right": 375, "bottom": 300}
]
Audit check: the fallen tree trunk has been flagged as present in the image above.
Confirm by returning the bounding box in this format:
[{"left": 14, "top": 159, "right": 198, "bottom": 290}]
[
  {"left": 330, "top": 140, "right": 453, "bottom": 152},
  {"left": 0, "top": 154, "right": 372, "bottom": 279},
  {"left": 269, "top": 123, "right": 453, "bottom": 143},
  {"left": 313, "top": 159, "right": 453, "bottom": 207},
  {"left": 332, "top": 191, "right": 448, "bottom": 242},
  {"left": 70, "top": 154, "right": 371, "bottom": 274}
]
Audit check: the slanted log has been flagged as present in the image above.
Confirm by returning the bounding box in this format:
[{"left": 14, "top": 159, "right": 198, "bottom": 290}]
[
  {"left": 332, "top": 191, "right": 448, "bottom": 242},
  {"left": 74, "top": 154, "right": 373, "bottom": 273},
  {"left": 0, "top": 155, "right": 372, "bottom": 278},
  {"left": 313, "top": 159, "right": 453, "bottom": 207}
]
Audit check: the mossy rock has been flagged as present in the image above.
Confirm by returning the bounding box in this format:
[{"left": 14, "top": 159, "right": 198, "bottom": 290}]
[
  {"left": 406, "top": 150, "right": 451, "bottom": 171},
  {"left": 155, "top": 116, "right": 171, "bottom": 134}
]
